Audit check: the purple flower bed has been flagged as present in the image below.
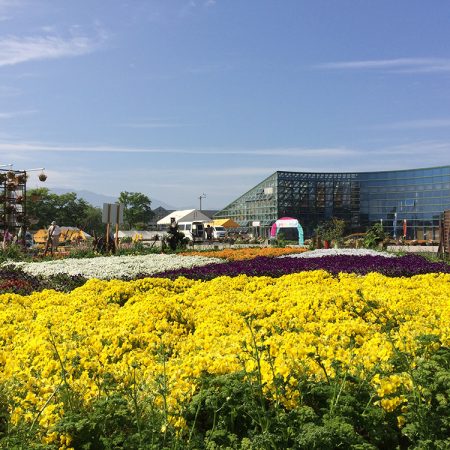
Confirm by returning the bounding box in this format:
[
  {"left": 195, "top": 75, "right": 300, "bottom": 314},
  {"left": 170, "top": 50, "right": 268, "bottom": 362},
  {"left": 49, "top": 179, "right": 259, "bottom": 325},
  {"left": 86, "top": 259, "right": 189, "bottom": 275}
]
[{"left": 148, "top": 254, "right": 450, "bottom": 280}]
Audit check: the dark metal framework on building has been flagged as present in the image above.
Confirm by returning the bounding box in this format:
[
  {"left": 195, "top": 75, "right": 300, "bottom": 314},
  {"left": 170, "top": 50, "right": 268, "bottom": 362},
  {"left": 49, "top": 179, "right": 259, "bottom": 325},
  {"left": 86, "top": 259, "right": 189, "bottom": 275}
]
[
  {"left": 0, "top": 169, "right": 27, "bottom": 236},
  {"left": 215, "top": 166, "right": 450, "bottom": 240}
]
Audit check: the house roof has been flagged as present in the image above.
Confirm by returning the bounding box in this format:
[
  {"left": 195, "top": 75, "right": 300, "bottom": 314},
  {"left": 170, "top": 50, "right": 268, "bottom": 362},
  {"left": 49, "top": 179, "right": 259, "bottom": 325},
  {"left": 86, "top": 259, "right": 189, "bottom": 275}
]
[{"left": 157, "top": 209, "right": 211, "bottom": 225}]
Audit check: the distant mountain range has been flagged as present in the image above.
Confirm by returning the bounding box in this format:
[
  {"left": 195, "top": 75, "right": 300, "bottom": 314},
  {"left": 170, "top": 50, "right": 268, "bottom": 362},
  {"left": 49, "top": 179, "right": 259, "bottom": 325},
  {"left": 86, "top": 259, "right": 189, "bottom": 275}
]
[{"left": 50, "top": 188, "right": 176, "bottom": 210}]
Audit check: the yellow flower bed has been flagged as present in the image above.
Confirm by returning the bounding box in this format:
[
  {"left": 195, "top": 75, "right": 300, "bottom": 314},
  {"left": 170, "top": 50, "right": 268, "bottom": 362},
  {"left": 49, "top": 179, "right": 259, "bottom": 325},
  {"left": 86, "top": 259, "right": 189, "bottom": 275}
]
[
  {"left": 1, "top": 271, "right": 449, "bottom": 442},
  {"left": 181, "top": 246, "right": 308, "bottom": 260}
]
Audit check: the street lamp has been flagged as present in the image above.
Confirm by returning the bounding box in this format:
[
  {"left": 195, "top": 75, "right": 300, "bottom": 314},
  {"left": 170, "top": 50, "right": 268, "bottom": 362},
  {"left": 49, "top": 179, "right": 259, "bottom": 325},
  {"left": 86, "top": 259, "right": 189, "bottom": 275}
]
[{"left": 199, "top": 193, "right": 206, "bottom": 211}]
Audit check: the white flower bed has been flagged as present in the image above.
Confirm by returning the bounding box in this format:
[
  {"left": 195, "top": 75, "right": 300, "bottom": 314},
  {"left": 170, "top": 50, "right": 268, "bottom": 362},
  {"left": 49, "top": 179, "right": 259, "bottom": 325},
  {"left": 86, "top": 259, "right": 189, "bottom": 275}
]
[
  {"left": 6, "top": 254, "right": 222, "bottom": 279},
  {"left": 280, "top": 248, "right": 396, "bottom": 258}
]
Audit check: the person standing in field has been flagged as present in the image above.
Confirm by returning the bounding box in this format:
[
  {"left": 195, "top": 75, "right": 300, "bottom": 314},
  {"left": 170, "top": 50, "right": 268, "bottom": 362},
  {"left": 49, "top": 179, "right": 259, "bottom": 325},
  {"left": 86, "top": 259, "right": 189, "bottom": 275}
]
[
  {"left": 205, "top": 224, "right": 213, "bottom": 241},
  {"left": 44, "top": 221, "right": 61, "bottom": 256}
]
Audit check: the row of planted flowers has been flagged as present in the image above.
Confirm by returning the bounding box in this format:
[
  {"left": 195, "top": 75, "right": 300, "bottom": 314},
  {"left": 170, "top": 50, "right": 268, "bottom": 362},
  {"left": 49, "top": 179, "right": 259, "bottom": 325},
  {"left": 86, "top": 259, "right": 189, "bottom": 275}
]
[
  {"left": 152, "top": 253, "right": 450, "bottom": 280},
  {"left": 180, "top": 246, "right": 309, "bottom": 260},
  {"left": 3, "top": 250, "right": 449, "bottom": 285},
  {"left": 0, "top": 271, "right": 449, "bottom": 448},
  {"left": 2, "top": 251, "right": 449, "bottom": 297}
]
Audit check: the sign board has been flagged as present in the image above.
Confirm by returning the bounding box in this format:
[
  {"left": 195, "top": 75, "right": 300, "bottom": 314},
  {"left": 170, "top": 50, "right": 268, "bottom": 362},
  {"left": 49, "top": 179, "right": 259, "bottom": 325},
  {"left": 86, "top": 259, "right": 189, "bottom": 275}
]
[
  {"left": 102, "top": 203, "right": 124, "bottom": 224},
  {"left": 252, "top": 221, "right": 261, "bottom": 227},
  {"left": 276, "top": 219, "right": 298, "bottom": 228}
]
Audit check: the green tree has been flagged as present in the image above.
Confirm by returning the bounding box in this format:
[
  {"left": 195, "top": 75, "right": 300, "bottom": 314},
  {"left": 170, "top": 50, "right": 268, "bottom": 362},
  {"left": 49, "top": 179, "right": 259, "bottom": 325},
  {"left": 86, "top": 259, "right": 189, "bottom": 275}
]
[
  {"left": 78, "top": 204, "right": 103, "bottom": 235},
  {"left": 25, "top": 188, "right": 102, "bottom": 234},
  {"left": 316, "top": 217, "right": 346, "bottom": 244},
  {"left": 117, "top": 191, "right": 154, "bottom": 230}
]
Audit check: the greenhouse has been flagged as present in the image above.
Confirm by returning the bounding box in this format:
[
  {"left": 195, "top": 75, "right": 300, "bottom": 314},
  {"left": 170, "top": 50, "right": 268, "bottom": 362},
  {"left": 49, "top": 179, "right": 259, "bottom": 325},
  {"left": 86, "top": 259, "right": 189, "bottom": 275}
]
[{"left": 214, "top": 166, "right": 450, "bottom": 239}]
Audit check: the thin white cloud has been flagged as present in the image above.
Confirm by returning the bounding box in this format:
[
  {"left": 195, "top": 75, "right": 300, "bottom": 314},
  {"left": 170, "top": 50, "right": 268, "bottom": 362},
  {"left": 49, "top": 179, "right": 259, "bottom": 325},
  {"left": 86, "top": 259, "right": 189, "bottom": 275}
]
[
  {"left": 316, "top": 57, "right": 450, "bottom": 74},
  {"left": 0, "top": 140, "right": 357, "bottom": 157},
  {"left": 377, "top": 140, "right": 450, "bottom": 155},
  {"left": 0, "top": 109, "right": 37, "bottom": 119},
  {"left": 126, "top": 167, "right": 275, "bottom": 178},
  {"left": 0, "top": 30, "right": 106, "bottom": 67}
]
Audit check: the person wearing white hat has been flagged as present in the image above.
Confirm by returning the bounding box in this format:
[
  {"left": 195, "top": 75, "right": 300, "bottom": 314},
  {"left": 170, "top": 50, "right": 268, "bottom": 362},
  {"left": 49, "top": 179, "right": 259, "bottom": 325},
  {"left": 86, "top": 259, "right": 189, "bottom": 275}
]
[{"left": 44, "top": 221, "right": 61, "bottom": 256}]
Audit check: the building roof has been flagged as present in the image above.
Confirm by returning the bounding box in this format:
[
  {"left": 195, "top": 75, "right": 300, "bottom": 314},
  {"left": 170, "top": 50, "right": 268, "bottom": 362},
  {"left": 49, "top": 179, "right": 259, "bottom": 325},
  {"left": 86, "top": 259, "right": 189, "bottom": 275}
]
[
  {"left": 209, "top": 218, "right": 240, "bottom": 228},
  {"left": 157, "top": 209, "right": 211, "bottom": 225}
]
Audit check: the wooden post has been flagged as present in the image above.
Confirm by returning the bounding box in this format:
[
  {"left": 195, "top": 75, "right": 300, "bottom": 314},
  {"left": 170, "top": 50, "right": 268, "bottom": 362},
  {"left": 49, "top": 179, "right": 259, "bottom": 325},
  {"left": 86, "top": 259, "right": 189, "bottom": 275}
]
[
  {"left": 106, "top": 204, "right": 111, "bottom": 246},
  {"left": 115, "top": 223, "right": 119, "bottom": 248},
  {"left": 106, "top": 223, "right": 110, "bottom": 246}
]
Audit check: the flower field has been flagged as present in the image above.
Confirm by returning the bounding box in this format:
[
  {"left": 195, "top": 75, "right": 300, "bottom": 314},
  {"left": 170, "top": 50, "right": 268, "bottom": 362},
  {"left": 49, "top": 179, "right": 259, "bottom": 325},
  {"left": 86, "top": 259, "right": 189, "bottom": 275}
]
[
  {"left": 181, "top": 247, "right": 309, "bottom": 260},
  {"left": 1, "top": 250, "right": 449, "bottom": 449},
  {"left": 6, "top": 253, "right": 221, "bottom": 279},
  {"left": 154, "top": 253, "right": 450, "bottom": 280}
]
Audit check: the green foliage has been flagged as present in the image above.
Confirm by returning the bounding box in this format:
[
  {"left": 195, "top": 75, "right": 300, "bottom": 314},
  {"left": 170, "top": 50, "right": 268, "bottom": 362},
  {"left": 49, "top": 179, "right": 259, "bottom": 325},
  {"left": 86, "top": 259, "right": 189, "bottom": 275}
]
[
  {"left": 78, "top": 204, "right": 103, "bottom": 236},
  {"left": 2, "top": 305, "right": 449, "bottom": 449},
  {"left": 116, "top": 243, "right": 161, "bottom": 256},
  {"left": 67, "top": 247, "right": 98, "bottom": 259},
  {"left": 401, "top": 345, "right": 450, "bottom": 448},
  {"left": 117, "top": 191, "right": 154, "bottom": 230},
  {"left": 26, "top": 188, "right": 103, "bottom": 234},
  {"left": 363, "top": 223, "right": 387, "bottom": 249},
  {"left": 316, "top": 218, "right": 346, "bottom": 244},
  {"left": 271, "top": 231, "right": 287, "bottom": 248},
  {"left": 0, "top": 244, "right": 29, "bottom": 263},
  {"left": 55, "top": 394, "right": 154, "bottom": 450},
  {"left": 163, "top": 230, "right": 188, "bottom": 252},
  {"left": 44, "top": 273, "right": 88, "bottom": 292}
]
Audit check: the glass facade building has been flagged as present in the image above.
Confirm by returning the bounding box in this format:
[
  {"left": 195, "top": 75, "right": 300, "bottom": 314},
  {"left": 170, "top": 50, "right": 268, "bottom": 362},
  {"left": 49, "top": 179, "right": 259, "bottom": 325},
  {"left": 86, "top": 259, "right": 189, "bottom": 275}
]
[{"left": 214, "top": 166, "right": 450, "bottom": 240}]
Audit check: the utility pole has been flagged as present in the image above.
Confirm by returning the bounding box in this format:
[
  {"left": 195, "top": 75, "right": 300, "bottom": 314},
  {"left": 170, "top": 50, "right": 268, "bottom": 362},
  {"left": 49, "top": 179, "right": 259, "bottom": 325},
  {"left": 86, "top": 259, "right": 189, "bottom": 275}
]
[{"left": 199, "top": 193, "right": 206, "bottom": 211}]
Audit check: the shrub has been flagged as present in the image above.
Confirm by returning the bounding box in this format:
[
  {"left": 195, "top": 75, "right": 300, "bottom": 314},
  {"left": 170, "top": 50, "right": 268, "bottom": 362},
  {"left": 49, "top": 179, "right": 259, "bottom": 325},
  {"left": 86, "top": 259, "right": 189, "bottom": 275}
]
[
  {"left": 363, "top": 223, "right": 387, "bottom": 249},
  {"left": 0, "top": 244, "right": 29, "bottom": 263}
]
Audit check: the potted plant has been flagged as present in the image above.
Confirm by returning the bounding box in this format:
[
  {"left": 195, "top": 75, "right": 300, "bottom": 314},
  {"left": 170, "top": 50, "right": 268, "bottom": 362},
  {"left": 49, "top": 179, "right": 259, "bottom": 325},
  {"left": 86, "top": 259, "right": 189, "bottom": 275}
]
[
  {"left": 17, "top": 173, "right": 28, "bottom": 184},
  {"left": 316, "top": 218, "right": 346, "bottom": 249},
  {"left": 39, "top": 172, "right": 47, "bottom": 182},
  {"left": 5, "top": 204, "right": 15, "bottom": 214}
]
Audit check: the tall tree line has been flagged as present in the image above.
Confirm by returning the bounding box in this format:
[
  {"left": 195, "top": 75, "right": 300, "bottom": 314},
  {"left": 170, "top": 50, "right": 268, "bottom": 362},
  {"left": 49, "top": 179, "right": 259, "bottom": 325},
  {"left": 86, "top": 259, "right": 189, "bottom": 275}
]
[{"left": 26, "top": 188, "right": 154, "bottom": 233}]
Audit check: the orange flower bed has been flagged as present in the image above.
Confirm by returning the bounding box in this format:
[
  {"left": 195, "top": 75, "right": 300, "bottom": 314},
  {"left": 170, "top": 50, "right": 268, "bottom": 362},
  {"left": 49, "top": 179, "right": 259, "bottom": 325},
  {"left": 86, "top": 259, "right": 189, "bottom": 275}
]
[{"left": 181, "top": 247, "right": 308, "bottom": 261}]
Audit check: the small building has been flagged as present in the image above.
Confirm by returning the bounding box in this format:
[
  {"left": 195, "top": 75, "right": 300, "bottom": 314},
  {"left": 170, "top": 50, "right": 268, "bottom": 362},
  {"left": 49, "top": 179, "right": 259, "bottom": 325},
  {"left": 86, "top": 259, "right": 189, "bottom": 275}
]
[{"left": 157, "top": 209, "right": 212, "bottom": 227}]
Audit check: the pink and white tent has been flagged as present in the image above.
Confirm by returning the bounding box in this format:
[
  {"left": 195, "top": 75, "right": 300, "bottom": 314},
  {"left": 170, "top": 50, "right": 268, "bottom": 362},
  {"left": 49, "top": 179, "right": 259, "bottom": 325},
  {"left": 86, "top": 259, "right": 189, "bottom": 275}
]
[{"left": 270, "top": 217, "right": 304, "bottom": 245}]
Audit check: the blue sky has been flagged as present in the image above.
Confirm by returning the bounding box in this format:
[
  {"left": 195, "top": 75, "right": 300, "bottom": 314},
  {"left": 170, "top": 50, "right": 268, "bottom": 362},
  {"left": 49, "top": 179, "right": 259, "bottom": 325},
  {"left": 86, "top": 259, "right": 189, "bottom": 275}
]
[{"left": 1, "top": 0, "right": 450, "bottom": 209}]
